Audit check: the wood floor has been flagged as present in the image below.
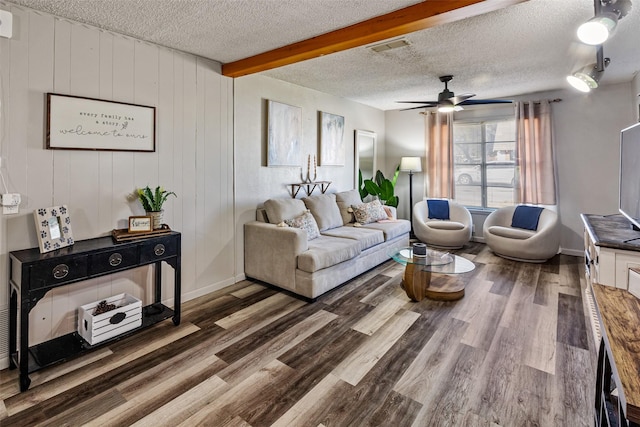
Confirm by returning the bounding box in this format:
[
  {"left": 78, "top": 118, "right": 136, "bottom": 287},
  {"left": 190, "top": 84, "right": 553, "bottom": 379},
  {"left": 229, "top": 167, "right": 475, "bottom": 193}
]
[{"left": 0, "top": 243, "right": 597, "bottom": 426}]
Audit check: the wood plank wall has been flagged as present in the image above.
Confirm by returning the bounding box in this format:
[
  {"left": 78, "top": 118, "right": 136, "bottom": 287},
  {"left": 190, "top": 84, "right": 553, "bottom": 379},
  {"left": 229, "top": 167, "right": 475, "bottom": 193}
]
[{"left": 0, "top": 3, "right": 235, "bottom": 354}]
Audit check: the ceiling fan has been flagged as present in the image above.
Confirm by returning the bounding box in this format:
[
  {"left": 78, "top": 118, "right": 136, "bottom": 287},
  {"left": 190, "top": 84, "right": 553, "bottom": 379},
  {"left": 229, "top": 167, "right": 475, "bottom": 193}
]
[{"left": 398, "top": 75, "right": 511, "bottom": 112}]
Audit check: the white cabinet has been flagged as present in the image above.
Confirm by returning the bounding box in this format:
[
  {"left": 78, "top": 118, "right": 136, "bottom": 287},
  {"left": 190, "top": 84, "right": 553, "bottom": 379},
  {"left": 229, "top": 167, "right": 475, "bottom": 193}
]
[{"left": 582, "top": 214, "right": 640, "bottom": 289}]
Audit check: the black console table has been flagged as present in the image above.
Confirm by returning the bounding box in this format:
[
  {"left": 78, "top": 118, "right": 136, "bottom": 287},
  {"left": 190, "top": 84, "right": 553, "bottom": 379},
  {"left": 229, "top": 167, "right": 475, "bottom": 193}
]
[{"left": 8, "top": 231, "right": 181, "bottom": 392}]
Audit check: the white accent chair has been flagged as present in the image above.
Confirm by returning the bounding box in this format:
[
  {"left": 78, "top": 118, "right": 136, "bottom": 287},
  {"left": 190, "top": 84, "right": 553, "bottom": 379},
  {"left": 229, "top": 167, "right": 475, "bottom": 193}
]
[
  {"left": 413, "top": 199, "right": 472, "bottom": 249},
  {"left": 483, "top": 205, "right": 560, "bottom": 263}
]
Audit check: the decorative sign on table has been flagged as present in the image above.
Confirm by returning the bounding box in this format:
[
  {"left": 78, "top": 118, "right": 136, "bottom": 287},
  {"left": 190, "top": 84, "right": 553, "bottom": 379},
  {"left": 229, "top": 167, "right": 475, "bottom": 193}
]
[
  {"left": 128, "top": 216, "right": 153, "bottom": 233},
  {"left": 46, "top": 93, "right": 156, "bottom": 152}
]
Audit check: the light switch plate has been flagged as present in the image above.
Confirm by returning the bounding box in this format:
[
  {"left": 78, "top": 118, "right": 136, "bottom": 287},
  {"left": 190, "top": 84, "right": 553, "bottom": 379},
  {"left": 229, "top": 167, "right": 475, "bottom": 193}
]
[
  {"left": 2, "top": 193, "right": 20, "bottom": 214},
  {"left": 0, "top": 10, "right": 13, "bottom": 39}
]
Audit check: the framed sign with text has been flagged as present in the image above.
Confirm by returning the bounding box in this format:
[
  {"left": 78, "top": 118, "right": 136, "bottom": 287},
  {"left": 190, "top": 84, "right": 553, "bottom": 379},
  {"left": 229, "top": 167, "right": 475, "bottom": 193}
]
[
  {"left": 128, "top": 216, "right": 153, "bottom": 233},
  {"left": 46, "top": 93, "right": 156, "bottom": 152}
]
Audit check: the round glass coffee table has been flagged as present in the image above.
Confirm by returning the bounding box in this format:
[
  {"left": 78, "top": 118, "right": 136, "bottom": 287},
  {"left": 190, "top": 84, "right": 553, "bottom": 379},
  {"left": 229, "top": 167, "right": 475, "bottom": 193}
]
[{"left": 388, "top": 246, "right": 475, "bottom": 302}]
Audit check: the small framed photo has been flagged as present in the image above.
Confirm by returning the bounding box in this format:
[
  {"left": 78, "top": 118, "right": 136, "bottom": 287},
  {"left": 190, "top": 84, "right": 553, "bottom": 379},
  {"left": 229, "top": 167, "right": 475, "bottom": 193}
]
[
  {"left": 33, "top": 205, "right": 74, "bottom": 253},
  {"left": 128, "top": 216, "right": 153, "bottom": 233}
]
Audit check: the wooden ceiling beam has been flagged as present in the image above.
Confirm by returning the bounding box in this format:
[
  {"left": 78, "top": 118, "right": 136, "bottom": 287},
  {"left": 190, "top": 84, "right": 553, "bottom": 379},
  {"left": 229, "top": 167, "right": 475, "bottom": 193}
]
[{"left": 222, "top": 0, "right": 528, "bottom": 78}]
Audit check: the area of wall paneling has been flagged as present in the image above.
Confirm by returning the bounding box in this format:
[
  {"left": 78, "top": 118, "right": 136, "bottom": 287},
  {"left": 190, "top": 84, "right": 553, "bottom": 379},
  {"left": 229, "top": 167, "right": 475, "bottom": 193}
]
[{"left": 0, "top": 3, "right": 235, "bottom": 360}]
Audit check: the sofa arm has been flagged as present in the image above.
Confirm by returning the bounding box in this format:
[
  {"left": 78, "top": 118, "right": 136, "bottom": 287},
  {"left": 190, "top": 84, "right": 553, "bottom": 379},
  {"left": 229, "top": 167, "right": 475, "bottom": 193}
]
[{"left": 244, "top": 221, "right": 308, "bottom": 290}]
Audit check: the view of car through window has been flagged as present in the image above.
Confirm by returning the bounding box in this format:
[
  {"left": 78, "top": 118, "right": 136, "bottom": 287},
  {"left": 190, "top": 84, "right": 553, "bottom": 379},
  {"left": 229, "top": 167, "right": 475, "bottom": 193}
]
[{"left": 453, "top": 118, "right": 516, "bottom": 208}]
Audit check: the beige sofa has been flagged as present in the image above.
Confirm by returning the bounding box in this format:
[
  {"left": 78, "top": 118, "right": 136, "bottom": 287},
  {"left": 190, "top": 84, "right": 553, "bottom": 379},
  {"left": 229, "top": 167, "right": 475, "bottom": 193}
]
[{"left": 244, "top": 190, "right": 410, "bottom": 300}]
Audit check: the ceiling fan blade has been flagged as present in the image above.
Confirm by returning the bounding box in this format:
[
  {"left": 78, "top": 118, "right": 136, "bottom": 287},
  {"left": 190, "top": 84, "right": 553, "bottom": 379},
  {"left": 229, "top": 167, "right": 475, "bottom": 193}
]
[
  {"left": 458, "top": 99, "right": 513, "bottom": 105},
  {"left": 450, "top": 93, "right": 475, "bottom": 105},
  {"left": 397, "top": 101, "right": 438, "bottom": 104},
  {"left": 400, "top": 105, "right": 435, "bottom": 111}
]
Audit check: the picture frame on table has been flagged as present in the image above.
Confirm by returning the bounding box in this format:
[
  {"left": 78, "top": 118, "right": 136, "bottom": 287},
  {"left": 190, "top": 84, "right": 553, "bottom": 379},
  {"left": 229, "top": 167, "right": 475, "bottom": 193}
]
[
  {"left": 128, "top": 216, "right": 153, "bottom": 233},
  {"left": 33, "top": 205, "right": 74, "bottom": 253}
]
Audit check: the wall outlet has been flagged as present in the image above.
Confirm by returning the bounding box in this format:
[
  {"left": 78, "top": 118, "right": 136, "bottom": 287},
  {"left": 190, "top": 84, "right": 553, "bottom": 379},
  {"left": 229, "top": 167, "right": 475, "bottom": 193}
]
[{"left": 1, "top": 193, "right": 20, "bottom": 214}]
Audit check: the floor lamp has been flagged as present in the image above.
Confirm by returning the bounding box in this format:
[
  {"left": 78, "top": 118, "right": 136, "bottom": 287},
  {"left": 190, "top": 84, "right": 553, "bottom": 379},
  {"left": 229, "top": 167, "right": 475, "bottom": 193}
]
[{"left": 400, "top": 157, "right": 422, "bottom": 239}]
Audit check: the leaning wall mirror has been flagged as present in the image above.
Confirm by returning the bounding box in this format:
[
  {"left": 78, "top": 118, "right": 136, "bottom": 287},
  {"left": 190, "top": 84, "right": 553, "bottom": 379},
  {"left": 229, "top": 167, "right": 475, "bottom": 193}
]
[{"left": 355, "top": 130, "right": 376, "bottom": 188}]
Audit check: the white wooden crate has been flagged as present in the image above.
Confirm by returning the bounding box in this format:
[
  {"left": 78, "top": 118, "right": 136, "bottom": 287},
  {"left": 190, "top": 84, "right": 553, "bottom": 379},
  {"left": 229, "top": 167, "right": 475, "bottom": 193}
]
[{"left": 78, "top": 293, "right": 142, "bottom": 345}]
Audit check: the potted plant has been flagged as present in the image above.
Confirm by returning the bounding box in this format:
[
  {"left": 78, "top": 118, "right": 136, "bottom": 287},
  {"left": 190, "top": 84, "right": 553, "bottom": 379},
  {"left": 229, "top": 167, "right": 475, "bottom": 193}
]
[
  {"left": 362, "top": 166, "right": 400, "bottom": 208},
  {"left": 137, "top": 186, "right": 177, "bottom": 229}
]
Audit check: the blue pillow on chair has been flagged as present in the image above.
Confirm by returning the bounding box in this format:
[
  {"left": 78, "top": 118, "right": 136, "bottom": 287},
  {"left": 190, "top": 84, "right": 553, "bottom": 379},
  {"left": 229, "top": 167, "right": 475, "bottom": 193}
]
[
  {"left": 427, "top": 199, "right": 450, "bottom": 220},
  {"left": 511, "top": 205, "right": 544, "bottom": 230}
]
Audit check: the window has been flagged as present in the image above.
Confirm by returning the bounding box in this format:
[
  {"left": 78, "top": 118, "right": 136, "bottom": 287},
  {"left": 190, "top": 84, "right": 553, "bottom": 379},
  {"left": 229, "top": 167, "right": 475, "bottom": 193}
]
[{"left": 453, "top": 118, "right": 516, "bottom": 209}]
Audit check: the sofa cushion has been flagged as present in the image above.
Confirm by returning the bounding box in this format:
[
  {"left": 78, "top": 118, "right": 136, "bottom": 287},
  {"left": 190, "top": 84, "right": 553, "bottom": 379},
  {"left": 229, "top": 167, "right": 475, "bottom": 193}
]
[
  {"left": 426, "top": 220, "right": 465, "bottom": 230},
  {"left": 284, "top": 210, "right": 320, "bottom": 240},
  {"left": 321, "top": 226, "right": 385, "bottom": 251},
  {"left": 354, "top": 219, "right": 411, "bottom": 241},
  {"left": 511, "top": 205, "right": 544, "bottom": 231},
  {"left": 264, "top": 198, "right": 307, "bottom": 224},
  {"left": 303, "top": 193, "right": 343, "bottom": 231},
  {"left": 335, "top": 189, "right": 362, "bottom": 225},
  {"left": 427, "top": 199, "right": 450, "bottom": 220},
  {"left": 297, "top": 236, "right": 361, "bottom": 273},
  {"left": 352, "top": 200, "right": 388, "bottom": 224},
  {"left": 488, "top": 225, "right": 535, "bottom": 240}
]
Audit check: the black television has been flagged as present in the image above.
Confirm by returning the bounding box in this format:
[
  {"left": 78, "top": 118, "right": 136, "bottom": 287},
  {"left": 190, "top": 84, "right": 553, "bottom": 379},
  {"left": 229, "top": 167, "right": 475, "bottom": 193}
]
[{"left": 619, "top": 122, "right": 640, "bottom": 230}]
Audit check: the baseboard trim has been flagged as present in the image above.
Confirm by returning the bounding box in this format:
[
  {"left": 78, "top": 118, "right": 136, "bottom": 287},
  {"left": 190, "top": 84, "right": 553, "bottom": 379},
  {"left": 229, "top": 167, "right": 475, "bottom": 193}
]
[
  {"left": 181, "top": 277, "right": 238, "bottom": 303},
  {"left": 561, "top": 248, "right": 584, "bottom": 257}
]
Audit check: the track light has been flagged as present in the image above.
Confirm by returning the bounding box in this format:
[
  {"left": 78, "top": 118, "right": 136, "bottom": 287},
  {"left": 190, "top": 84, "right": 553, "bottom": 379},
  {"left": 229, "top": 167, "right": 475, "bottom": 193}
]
[
  {"left": 567, "top": 46, "right": 610, "bottom": 92},
  {"left": 577, "top": 0, "right": 631, "bottom": 45}
]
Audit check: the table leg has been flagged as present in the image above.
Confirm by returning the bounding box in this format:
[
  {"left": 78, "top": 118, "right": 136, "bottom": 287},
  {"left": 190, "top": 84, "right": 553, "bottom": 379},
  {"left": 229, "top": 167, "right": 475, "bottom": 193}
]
[
  {"left": 402, "top": 263, "right": 432, "bottom": 302},
  {"left": 401, "top": 263, "right": 466, "bottom": 302}
]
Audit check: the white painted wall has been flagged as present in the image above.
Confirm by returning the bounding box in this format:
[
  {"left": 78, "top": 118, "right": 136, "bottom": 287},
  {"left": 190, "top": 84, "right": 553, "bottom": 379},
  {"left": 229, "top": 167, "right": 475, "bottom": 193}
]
[
  {"left": 384, "top": 83, "right": 636, "bottom": 254},
  {"left": 0, "top": 3, "right": 234, "bottom": 357},
  {"left": 233, "top": 74, "right": 386, "bottom": 277},
  {"left": 633, "top": 72, "right": 640, "bottom": 121}
]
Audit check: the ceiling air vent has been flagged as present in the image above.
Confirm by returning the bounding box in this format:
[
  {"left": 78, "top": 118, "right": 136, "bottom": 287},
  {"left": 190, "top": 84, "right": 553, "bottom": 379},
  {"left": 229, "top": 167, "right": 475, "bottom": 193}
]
[{"left": 369, "top": 38, "right": 410, "bottom": 53}]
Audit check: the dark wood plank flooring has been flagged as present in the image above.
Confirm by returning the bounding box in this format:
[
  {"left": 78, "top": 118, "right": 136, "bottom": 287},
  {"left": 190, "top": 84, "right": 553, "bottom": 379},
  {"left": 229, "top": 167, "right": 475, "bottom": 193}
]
[{"left": 0, "top": 243, "right": 597, "bottom": 426}]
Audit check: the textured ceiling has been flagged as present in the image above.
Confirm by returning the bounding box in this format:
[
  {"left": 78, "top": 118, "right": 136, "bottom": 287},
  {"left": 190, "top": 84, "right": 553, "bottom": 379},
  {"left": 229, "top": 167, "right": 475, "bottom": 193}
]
[{"left": 6, "top": 0, "right": 640, "bottom": 110}]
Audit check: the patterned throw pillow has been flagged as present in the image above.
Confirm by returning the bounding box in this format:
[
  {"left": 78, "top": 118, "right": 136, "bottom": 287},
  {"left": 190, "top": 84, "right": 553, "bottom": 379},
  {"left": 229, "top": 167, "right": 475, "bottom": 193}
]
[
  {"left": 284, "top": 211, "right": 320, "bottom": 240},
  {"left": 352, "top": 200, "right": 389, "bottom": 225}
]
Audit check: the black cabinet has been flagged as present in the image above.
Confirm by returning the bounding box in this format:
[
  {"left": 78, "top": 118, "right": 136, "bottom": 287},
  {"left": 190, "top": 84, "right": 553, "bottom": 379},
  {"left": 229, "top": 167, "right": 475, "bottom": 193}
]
[{"left": 8, "top": 232, "right": 181, "bottom": 392}]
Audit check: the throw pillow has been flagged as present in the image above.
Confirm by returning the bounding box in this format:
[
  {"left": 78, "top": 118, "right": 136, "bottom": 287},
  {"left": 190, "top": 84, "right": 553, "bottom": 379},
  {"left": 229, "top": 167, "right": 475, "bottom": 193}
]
[
  {"left": 352, "top": 200, "right": 389, "bottom": 225},
  {"left": 302, "top": 193, "right": 343, "bottom": 231},
  {"left": 335, "top": 189, "right": 363, "bottom": 224},
  {"left": 264, "top": 198, "right": 307, "bottom": 224},
  {"left": 284, "top": 210, "right": 320, "bottom": 240},
  {"left": 427, "top": 199, "right": 450, "bottom": 220},
  {"left": 511, "top": 205, "right": 544, "bottom": 231}
]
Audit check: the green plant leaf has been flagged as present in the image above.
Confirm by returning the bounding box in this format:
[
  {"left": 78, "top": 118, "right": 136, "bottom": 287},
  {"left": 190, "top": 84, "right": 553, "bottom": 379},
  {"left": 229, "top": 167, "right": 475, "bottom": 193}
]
[
  {"left": 358, "top": 170, "right": 368, "bottom": 200},
  {"left": 364, "top": 180, "right": 381, "bottom": 197},
  {"left": 391, "top": 165, "right": 400, "bottom": 187}
]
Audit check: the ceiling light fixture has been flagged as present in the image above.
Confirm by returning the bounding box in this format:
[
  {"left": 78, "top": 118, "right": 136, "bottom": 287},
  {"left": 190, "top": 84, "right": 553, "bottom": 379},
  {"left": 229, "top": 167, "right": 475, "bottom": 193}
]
[
  {"left": 437, "top": 100, "right": 464, "bottom": 113},
  {"left": 567, "top": 45, "right": 610, "bottom": 92},
  {"left": 577, "top": 0, "right": 632, "bottom": 45}
]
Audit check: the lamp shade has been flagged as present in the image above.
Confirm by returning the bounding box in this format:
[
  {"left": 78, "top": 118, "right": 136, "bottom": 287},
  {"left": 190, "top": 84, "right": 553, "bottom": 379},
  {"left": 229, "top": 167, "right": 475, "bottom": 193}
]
[{"left": 400, "top": 157, "right": 422, "bottom": 172}]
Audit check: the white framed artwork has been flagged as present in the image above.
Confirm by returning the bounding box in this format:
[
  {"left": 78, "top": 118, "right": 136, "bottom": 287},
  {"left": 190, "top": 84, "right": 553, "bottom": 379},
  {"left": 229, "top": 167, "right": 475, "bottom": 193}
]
[
  {"left": 267, "top": 100, "right": 302, "bottom": 167},
  {"left": 320, "top": 111, "right": 345, "bottom": 166}
]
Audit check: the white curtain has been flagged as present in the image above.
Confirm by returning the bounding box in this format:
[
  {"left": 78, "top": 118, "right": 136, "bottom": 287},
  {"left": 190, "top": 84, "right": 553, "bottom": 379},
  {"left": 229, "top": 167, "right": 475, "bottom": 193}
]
[
  {"left": 423, "top": 111, "right": 454, "bottom": 199},
  {"left": 515, "top": 100, "right": 557, "bottom": 205}
]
